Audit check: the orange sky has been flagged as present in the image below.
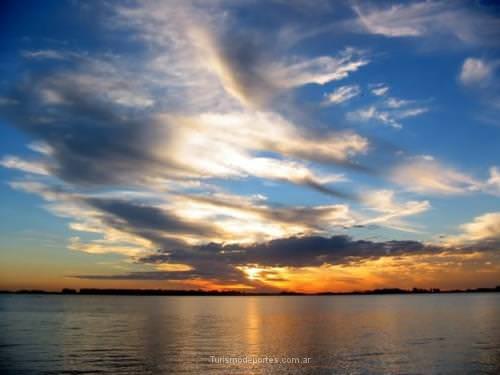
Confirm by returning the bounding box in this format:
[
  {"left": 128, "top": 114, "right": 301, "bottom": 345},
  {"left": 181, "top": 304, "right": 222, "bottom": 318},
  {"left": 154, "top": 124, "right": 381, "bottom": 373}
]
[{"left": 2, "top": 251, "right": 498, "bottom": 292}]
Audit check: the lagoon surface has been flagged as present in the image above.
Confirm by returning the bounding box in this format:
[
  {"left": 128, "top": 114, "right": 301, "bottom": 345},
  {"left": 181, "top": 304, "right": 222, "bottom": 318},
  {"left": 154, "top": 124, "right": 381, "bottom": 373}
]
[{"left": 0, "top": 294, "right": 499, "bottom": 374}]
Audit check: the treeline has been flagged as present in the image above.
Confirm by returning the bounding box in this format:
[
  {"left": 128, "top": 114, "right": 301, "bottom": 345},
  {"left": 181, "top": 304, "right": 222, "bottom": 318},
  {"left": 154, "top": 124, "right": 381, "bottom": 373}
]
[
  {"left": 0, "top": 286, "right": 499, "bottom": 296},
  {"left": 316, "top": 286, "right": 500, "bottom": 295}
]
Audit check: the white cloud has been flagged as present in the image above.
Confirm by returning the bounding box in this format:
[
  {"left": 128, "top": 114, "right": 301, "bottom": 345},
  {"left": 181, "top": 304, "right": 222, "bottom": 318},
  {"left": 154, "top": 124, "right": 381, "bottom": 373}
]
[
  {"left": 391, "top": 159, "right": 481, "bottom": 195},
  {"left": 0, "top": 156, "right": 50, "bottom": 176},
  {"left": 443, "top": 212, "right": 500, "bottom": 245},
  {"left": 155, "top": 263, "right": 193, "bottom": 272},
  {"left": 459, "top": 58, "right": 494, "bottom": 86},
  {"left": 360, "top": 189, "right": 430, "bottom": 233},
  {"left": 348, "top": 93, "right": 429, "bottom": 129},
  {"left": 28, "top": 142, "right": 53, "bottom": 155},
  {"left": 161, "top": 111, "right": 368, "bottom": 186},
  {"left": 385, "top": 97, "right": 411, "bottom": 108},
  {"left": 270, "top": 49, "right": 369, "bottom": 88},
  {"left": 458, "top": 212, "right": 500, "bottom": 241},
  {"left": 392, "top": 159, "right": 500, "bottom": 197},
  {"left": 325, "top": 85, "right": 360, "bottom": 105},
  {"left": 68, "top": 236, "right": 147, "bottom": 257},
  {"left": 371, "top": 85, "right": 389, "bottom": 96},
  {"left": 22, "top": 49, "right": 67, "bottom": 60},
  {"left": 353, "top": 2, "right": 500, "bottom": 46},
  {"left": 397, "top": 107, "right": 429, "bottom": 118},
  {"left": 353, "top": 3, "right": 431, "bottom": 37},
  {"left": 348, "top": 106, "right": 402, "bottom": 129},
  {"left": 363, "top": 190, "right": 429, "bottom": 215},
  {"left": 167, "top": 193, "right": 356, "bottom": 244}
]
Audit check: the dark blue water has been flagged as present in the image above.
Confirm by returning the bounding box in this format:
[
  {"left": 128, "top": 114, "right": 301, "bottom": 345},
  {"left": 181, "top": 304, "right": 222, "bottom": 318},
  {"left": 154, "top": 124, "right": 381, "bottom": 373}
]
[{"left": 1, "top": 294, "right": 499, "bottom": 374}]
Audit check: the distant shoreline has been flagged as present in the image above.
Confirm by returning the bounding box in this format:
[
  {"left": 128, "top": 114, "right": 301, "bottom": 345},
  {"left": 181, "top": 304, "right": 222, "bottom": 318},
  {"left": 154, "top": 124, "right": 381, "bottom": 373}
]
[{"left": 1, "top": 286, "right": 499, "bottom": 296}]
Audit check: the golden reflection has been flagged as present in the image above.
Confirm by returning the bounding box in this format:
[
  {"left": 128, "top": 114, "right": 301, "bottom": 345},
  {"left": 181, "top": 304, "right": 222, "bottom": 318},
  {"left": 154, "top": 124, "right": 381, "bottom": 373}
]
[{"left": 245, "top": 297, "right": 261, "bottom": 355}]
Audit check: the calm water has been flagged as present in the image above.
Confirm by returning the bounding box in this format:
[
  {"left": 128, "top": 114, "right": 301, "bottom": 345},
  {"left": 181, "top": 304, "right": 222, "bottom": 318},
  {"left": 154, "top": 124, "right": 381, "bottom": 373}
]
[{"left": 0, "top": 294, "right": 499, "bottom": 374}]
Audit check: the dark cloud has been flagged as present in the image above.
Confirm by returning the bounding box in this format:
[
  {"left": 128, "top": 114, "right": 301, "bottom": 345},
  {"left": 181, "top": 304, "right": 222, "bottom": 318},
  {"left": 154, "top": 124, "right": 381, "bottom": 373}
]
[
  {"left": 71, "top": 253, "right": 279, "bottom": 291},
  {"left": 71, "top": 235, "right": 433, "bottom": 284},
  {"left": 84, "top": 197, "right": 219, "bottom": 238},
  {"left": 302, "top": 177, "right": 357, "bottom": 200},
  {"left": 143, "top": 235, "right": 430, "bottom": 268},
  {"left": 0, "top": 76, "right": 193, "bottom": 186},
  {"left": 213, "top": 28, "right": 279, "bottom": 108},
  {"left": 71, "top": 234, "right": 499, "bottom": 287}
]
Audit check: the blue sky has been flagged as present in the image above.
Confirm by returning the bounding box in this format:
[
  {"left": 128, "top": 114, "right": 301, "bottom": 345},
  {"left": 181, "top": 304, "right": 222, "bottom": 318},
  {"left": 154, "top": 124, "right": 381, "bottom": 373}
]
[{"left": 0, "top": 0, "right": 499, "bottom": 291}]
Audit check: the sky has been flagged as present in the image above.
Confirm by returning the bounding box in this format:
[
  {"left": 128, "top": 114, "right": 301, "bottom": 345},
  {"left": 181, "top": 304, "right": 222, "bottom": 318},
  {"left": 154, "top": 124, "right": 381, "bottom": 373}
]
[{"left": 0, "top": 0, "right": 499, "bottom": 292}]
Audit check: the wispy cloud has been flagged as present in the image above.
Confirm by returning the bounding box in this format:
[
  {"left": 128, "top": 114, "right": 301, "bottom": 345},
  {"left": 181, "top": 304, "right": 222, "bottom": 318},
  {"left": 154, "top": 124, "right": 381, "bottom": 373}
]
[
  {"left": 21, "top": 49, "right": 68, "bottom": 60},
  {"left": 0, "top": 156, "right": 50, "bottom": 176},
  {"left": 385, "top": 97, "right": 412, "bottom": 108},
  {"left": 324, "top": 84, "right": 360, "bottom": 105},
  {"left": 114, "top": 2, "right": 369, "bottom": 110},
  {"left": 370, "top": 83, "right": 389, "bottom": 96},
  {"left": 348, "top": 102, "right": 428, "bottom": 129},
  {"left": 390, "top": 157, "right": 500, "bottom": 196},
  {"left": 269, "top": 48, "right": 369, "bottom": 88},
  {"left": 348, "top": 85, "right": 430, "bottom": 128},
  {"left": 360, "top": 189, "right": 430, "bottom": 233},
  {"left": 348, "top": 105, "right": 402, "bottom": 128},
  {"left": 352, "top": 1, "right": 500, "bottom": 46}
]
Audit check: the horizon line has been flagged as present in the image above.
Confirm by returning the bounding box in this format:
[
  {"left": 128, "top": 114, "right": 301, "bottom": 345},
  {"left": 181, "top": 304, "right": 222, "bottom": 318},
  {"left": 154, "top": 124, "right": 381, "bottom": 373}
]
[{"left": 1, "top": 286, "right": 499, "bottom": 296}]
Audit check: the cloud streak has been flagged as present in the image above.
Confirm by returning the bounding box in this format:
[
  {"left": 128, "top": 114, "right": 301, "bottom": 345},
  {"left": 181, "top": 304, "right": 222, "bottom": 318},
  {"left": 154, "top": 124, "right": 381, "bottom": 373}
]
[
  {"left": 324, "top": 85, "right": 361, "bottom": 105},
  {"left": 390, "top": 158, "right": 499, "bottom": 196},
  {"left": 353, "top": 1, "right": 500, "bottom": 46}
]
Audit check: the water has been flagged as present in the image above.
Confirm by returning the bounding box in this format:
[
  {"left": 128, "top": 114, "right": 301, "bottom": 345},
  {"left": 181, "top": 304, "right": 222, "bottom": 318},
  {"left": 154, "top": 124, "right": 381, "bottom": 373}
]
[{"left": 0, "top": 294, "right": 499, "bottom": 374}]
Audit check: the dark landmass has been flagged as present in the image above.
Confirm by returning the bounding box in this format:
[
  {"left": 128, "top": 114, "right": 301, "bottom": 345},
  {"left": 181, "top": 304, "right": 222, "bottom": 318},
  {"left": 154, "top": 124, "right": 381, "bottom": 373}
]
[{"left": 0, "top": 286, "right": 499, "bottom": 296}]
